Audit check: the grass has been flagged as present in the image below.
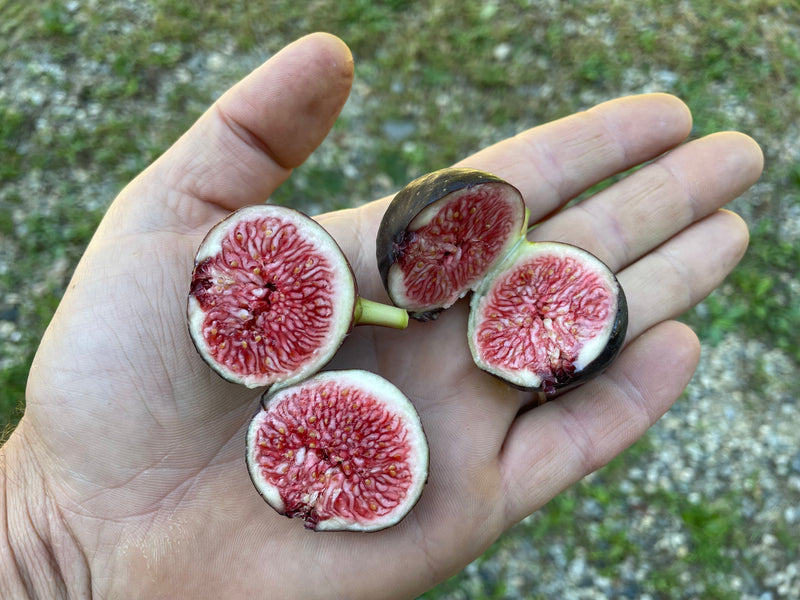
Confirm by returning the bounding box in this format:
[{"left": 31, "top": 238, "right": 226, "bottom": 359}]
[
  {"left": 686, "top": 220, "right": 800, "bottom": 362},
  {"left": 1, "top": 0, "right": 799, "bottom": 597}
]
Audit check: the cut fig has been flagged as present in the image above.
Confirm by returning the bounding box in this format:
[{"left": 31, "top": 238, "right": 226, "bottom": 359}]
[
  {"left": 246, "top": 370, "right": 429, "bottom": 532},
  {"left": 468, "top": 241, "right": 627, "bottom": 394},
  {"left": 377, "top": 167, "right": 627, "bottom": 394},
  {"left": 376, "top": 168, "right": 528, "bottom": 320},
  {"left": 188, "top": 204, "right": 408, "bottom": 389}
]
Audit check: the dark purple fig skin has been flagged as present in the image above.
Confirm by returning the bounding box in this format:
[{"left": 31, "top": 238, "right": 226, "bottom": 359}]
[{"left": 376, "top": 167, "right": 522, "bottom": 320}]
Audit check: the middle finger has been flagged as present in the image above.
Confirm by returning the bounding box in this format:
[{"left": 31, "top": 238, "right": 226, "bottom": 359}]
[{"left": 529, "top": 131, "right": 763, "bottom": 272}]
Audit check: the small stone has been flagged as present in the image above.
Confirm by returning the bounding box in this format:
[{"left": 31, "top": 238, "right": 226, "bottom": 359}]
[
  {"left": 493, "top": 42, "right": 512, "bottom": 61},
  {"left": 206, "top": 52, "right": 226, "bottom": 72},
  {"left": 381, "top": 120, "right": 416, "bottom": 141}
]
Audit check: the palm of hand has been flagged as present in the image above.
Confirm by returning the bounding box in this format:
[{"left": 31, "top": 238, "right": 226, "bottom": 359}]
[{"left": 11, "top": 34, "right": 761, "bottom": 600}]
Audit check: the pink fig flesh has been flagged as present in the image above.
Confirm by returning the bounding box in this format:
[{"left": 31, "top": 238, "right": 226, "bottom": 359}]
[{"left": 246, "top": 370, "right": 429, "bottom": 532}]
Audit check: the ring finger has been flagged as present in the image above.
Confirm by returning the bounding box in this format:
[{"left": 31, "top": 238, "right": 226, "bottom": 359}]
[{"left": 529, "top": 131, "right": 763, "bottom": 272}]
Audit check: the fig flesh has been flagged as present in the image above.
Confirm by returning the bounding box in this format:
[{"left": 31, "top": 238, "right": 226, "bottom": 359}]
[
  {"left": 246, "top": 370, "right": 429, "bottom": 531},
  {"left": 188, "top": 205, "right": 408, "bottom": 389},
  {"left": 468, "top": 241, "right": 627, "bottom": 394},
  {"left": 377, "top": 168, "right": 627, "bottom": 394},
  {"left": 376, "top": 168, "right": 527, "bottom": 320}
]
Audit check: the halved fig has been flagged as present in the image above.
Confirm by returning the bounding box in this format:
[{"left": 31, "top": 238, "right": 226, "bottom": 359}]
[
  {"left": 468, "top": 241, "right": 627, "bottom": 394},
  {"left": 376, "top": 168, "right": 528, "bottom": 320},
  {"left": 188, "top": 205, "right": 408, "bottom": 389},
  {"left": 377, "top": 168, "right": 627, "bottom": 394},
  {"left": 246, "top": 369, "right": 429, "bottom": 532}
]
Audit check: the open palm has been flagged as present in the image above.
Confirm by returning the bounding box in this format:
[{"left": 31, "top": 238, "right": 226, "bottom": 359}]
[{"left": 3, "top": 33, "right": 762, "bottom": 600}]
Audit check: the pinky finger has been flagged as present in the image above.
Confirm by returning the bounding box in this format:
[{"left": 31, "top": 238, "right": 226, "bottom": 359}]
[{"left": 498, "top": 320, "right": 701, "bottom": 527}]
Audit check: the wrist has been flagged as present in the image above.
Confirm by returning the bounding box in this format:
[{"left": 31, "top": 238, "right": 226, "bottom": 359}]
[{"left": 1, "top": 421, "right": 91, "bottom": 599}]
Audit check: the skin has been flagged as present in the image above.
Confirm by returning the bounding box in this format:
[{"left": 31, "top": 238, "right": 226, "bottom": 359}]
[{"left": 0, "top": 33, "right": 763, "bottom": 599}]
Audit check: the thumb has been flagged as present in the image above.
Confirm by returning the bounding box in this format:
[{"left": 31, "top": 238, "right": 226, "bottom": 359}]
[
  {"left": 113, "top": 31, "right": 354, "bottom": 235},
  {"left": 27, "top": 33, "right": 354, "bottom": 426}
]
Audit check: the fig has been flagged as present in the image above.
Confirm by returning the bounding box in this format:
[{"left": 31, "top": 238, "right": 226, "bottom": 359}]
[
  {"left": 377, "top": 168, "right": 627, "bottom": 394},
  {"left": 468, "top": 241, "right": 627, "bottom": 394},
  {"left": 188, "top": 204, "right": 408, "bottom": 389},
  {"left": 246, "top": 370, "right": 429, "bottom": 531},
  {"left": 376, "top": 167, "right": 528, "bottom": 320}
]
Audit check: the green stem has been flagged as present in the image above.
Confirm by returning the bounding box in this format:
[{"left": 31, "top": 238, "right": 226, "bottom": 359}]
[
  {"left": 523, "top": 207, "right": 539, "bottom": 236},
  {"left": 353, "top": 297, "right": 409, "bottom": 330}
]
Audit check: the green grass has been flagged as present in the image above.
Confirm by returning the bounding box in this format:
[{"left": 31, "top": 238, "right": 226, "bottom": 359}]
[
  {"left": 686, "top": 220, "right": 800, "bottom": 363},
  {"left": 1, "top": 0, "right": 799, "bottom": 597}
]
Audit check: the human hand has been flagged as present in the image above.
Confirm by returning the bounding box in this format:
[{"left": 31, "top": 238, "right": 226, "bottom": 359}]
[{"left": 1, "top": 33, "right": 762, "bottom": 599}]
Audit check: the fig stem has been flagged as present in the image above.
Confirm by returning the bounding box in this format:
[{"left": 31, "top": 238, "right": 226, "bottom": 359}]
[{"left": 354, "top": 297, "right": 409, "bottom": 330}]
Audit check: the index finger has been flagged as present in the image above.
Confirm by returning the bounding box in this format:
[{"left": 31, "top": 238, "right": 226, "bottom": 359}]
[{"left": 455, "top": 93, "right": 694, "bottom": 222}]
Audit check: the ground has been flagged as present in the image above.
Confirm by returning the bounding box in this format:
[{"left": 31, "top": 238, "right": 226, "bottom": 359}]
[{"left": 1, "top": 1, "right": 799, "bottom": 598}]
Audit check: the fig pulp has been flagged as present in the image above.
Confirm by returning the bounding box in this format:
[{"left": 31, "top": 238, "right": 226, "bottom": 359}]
[
  {"left": 377, "top": 168, "right": 627, "bottom": 394},
  {"left": 247, "top": 370, "right": 429, "bottom": 531},
  {"left": 188, "top": 204, "right": 408, "bottom": 389}
]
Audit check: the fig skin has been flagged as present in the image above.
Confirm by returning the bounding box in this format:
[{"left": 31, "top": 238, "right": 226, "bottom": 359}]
[{"left": 376, "top": 167, "right": 527, "bottom": 320}]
